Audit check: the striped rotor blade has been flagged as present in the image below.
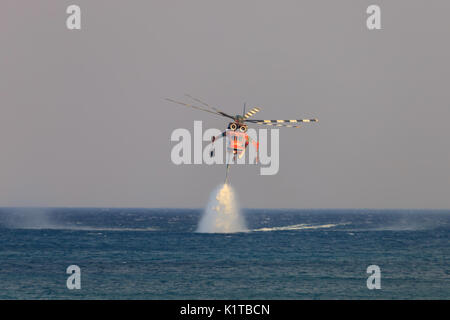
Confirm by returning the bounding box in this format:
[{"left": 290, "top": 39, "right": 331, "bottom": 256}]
[
  {"left": 243, "top": 107, "right": 261, "bottom": 119},
  {"left": 252, "top": 121, "right": 302, "bottom": 128},
  {"left": 248, "top": 118, "right": 318, "bottom": 124}
]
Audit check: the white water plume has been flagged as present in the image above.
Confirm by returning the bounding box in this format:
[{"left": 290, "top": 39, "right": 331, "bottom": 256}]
[
  {"left": 196, "top": 184, "right": 248, "bottom": 233},
  {"left": 4, "top": 208, "right": 58, "bottom": 229}
]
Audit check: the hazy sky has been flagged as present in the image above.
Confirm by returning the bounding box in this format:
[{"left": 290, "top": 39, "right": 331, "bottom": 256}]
[{"left": 1, "top": 1, "right": 449, "bottom": 209}]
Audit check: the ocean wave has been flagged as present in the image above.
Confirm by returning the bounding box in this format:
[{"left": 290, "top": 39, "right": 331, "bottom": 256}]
[
  {"left": 251, "top": 223, "right": 346, "bottom": 232},
  {"left": 8, "top": 225, "right": 158, "bottom": 232}
]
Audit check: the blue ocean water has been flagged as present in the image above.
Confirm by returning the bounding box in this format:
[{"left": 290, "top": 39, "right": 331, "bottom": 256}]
[{"left": 0, "top": 208, "right": 449, "bottom": 299}]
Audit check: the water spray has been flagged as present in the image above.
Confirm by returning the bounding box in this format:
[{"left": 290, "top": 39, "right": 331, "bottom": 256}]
[{"left": 196, "top": 183, "right": 248, "bottom": 233}]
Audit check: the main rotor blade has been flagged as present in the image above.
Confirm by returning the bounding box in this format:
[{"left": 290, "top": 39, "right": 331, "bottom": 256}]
[
  {"left": 247, "top": 118, "right": 318, "bottom": 124},
  {"left": 243, "top": 107, "right": 261, "bottom": 119},
  {"left": 184, "top": 94, "right": 236, "bottom": 120},
  {"left": 217, "top": 111, "right": 236, "bottom": 120},
  {"left": 250, "top": 121, "right": 303, "bottom": 128},
  {"left": 165, "top": 98, "right": 234, "bottom": 119},
  {"left": 184, "top": 94, "right": 214, "bottom": 110}
]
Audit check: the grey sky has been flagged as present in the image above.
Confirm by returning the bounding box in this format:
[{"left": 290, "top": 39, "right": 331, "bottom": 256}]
[{"left": 1, "top": 1, "right": 449, "bottom": 209}]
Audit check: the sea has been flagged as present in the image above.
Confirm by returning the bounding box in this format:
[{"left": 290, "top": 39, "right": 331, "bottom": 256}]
[{"left": 0, "top": 208, "right": 449, "bottom": 299}]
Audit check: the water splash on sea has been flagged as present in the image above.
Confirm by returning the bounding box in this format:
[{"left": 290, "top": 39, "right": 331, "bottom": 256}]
[{"left": 196, "top": 184, "right": 248, "bottom": 233}]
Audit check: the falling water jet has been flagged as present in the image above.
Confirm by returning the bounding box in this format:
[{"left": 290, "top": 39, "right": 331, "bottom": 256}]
[{"left": 196, "top": 184, "right": 248, "bottom": 233}]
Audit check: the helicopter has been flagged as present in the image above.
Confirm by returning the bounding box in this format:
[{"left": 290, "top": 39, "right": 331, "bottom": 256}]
[{"left": 166, "top": 94, "right": 318, "bottom": 184}]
